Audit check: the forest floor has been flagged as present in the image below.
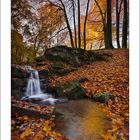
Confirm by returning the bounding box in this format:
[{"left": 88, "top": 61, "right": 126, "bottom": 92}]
[
  {"left": 12, "top": 49, "right": 129, "bottom": 140},
  {"left": 48, "top": 49, "right": 129, "bottom": 140}
]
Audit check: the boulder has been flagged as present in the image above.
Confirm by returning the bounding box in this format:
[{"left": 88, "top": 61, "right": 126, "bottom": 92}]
[
  {"left": 51, "top": 63, "right": 65, "bottom": 69},
  {"left": 11, "top": 65, "right": 30, "bottom": 99},
  {"left": 39, "top": 70, "right": 49, "bottom": 78},
  {"left": 11, "top": 66, "right": 29, "bottom": 78},
  {"left": 11, "top": 100, "right": 54, "bottom": 119},
  {"left": 78, "top": 77, "right": 89, "bottom": 83},
  {"left": 44, "top": 46, "right": 86, "bottom": 66},
  {"left": 92, "top": 92, "right": 114, "bottom": 103},
  {"left": 50, "top": 63, "right": 76, "bottom": 76},
  {"left": 55, "top": 80, "right": 86, "bottom": 99},
  {"left": 43, "top": 46, "right": 112, "bottom": 67},
  {"left": 35, "top": 56, "right": 45, "bottom": 62},
  {"left": 11, "top": 78, "right": 27, "bottom": 98}
]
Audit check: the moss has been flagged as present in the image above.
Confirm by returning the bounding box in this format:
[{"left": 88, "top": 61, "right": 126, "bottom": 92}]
[
  {"left": 92, "top": 92, "right": 114, "bottom": 103},
  {"left": 55, "top": 80, "right": 86, "bottom": 99},
  {"left": 35, "top": 56, "right": 45, "bottom": 62}
]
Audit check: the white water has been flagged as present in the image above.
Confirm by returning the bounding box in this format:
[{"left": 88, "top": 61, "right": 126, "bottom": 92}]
[
  {"left": 22, "top": 66, "right": 57, "bottom": 105},
  {"left": 26, "top": 70, "right": 42, "bottom": 96}
]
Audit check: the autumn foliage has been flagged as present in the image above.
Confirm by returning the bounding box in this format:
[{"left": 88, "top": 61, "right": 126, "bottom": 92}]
[
  {"left": 11, "top": 0, "right": 129, "bottom": 139},
  {"left": 47, "top": 49, "right": 129, "bottom": 139}
]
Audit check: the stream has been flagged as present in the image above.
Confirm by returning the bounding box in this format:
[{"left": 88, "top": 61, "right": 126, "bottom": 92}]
[
  {"left": 55, "top": 99, "right": 111, "bottom": 140},
  {"left": 21, "top": 66, "right": 112, "bottom": 140}
]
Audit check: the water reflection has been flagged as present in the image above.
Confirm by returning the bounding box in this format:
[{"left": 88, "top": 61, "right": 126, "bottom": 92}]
[{"left": 55, "top": 100, "right": 111, "bottom": 140}]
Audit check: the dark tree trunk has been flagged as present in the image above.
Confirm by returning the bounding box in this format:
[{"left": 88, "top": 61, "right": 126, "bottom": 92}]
[
  {"left": 122, "top": 0, "right": 128, "bottom": 48},
  {"left": 72, "top": 1, "right": 77, "bottom": 48},
  {"left": 106, "top": 0, "right": 114, "bottom": 49},
  {"left": 116, "top": 0, "right": 121, "bottom": 48},
  {"left": 77, "top": 0, "right": 81, "bottom": 48},
  {"left": 60, "top": 0, "right": 74, "bottom": 48},
  {"left": 103, "top": 25, "right": 108, "bottom": 49},
  {"left": 83, "top": 0, "right": 90, "bottom": 50}
]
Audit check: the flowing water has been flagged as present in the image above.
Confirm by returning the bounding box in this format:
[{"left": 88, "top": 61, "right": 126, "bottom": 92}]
[
  {"left": 22, "top": 66, "right": 57, "bottom": 105},
  {"left": 55, "top": 100, "right": 111, "bottom": 140},
  {"left": 25, "top": 69, "right": 42, "bottom": 96},
  {"left": 22, "top": 66, "right": 111, "bottom": 139}
]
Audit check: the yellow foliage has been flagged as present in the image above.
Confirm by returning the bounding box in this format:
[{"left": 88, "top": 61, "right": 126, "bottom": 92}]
[{"left": 20, "top": 128, "right": 32, "bottom": 139}]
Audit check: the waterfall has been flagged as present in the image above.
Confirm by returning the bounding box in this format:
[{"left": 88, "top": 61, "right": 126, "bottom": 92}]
[
  {"left": 25, "top": 70, "right": 42, "bottom": 96},
  {"left": 21, "top": 66, "right": 58, "bottom": 105}
]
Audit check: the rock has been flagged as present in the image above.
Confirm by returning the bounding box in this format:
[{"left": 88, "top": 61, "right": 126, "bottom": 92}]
[
  {"left": 78, "top": 77, "right": 89, "bottom": 83},
  {"left": 11, "top": 100, "right": 54, "bottom": 119},
  {"left": 11, "top": 78, "right": 27, "bottom": 98},
  {"left": 52, "top": 63, "right": 64, "bottom": 69},
  {"left": 11, "top": 66, "right": 29, "bottom": 78},
  {"left": 55, "top": 98, "right": 69, "bottom": 104},
  {"left": 92, "top": 92, "right": 114, "bottom": 103},
  {"left": 39, "top": 70, "right": 49, "bottom": 78},
  {"left": 11, "top": 106, "right": 52, "bottom": 119},
  {"left": 101, "top": 52, "right": 113, "bottom": 57},
  {"left": 51, "top": 63, "right": 76, "bottom": 76},
  {"left": 44, "top": 46, "right": 74, "bottom": 64},
  {"left": 44, "top": 46, "right": 86, "bottom": 66},
  {"left": 55, "top": 80, "right": 86, "bottom": 99},
  {"left": 11, "top": 66, "right": 30, "bottom": 99},
  {"left": 21, "top": 94, "right": 53, "bottom": 104},
  {"left": 52, "top": 68, "right": 75, "bottom": 76},
  {"left": 35, "top": 56, "right": 45, "bottom": 62},
  {"left": 43, "top": 46, "right": 112, "bottom": 67}
]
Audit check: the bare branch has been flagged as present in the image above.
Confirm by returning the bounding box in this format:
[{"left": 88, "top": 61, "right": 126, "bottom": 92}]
[
  {"left": 48, "top": 26, "right": 67, "bottom": 40},
  {"left": 119, "top": 0, "right": 124, "bottom": 15}
]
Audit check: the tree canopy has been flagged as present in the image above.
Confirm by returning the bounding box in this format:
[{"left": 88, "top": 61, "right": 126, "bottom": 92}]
[{"left": 11, "top": 0, "right": 129, "bottom": 64}]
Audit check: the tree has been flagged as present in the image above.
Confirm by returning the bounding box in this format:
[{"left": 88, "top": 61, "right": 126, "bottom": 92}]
[
  {"left": 71, "top": 0, "right": 77, "bottom": 48},
  {"left": 116, "top": 0, "right": 120, "bottom": 48},
  {"left": 11, "top": 30, "right": 25, "bottom": 63},
  {"left": 45, "top": 0, "right": 75, "bottom": 48},
  {"left": 115, "top": 0, "right": 123, "bottom": 48},
  {"left": 122, "top": 0, "right": 128, "bottom": 48},
  {"left": 59, "top": 0, "right": 75, "bottom": 48},
  {"left": 11, "top": 0, "right": 32, "bottom": 30},
  {"left": 83, "top": 0, "right": 90, "bottom": 50},
  {"left": 77, "top": 0, "right": 81, "bottom": 48},
  {"left": 29, "top": 2, "right": 66, "bottom": 56},
  {"left": 106, "top": 0, "right": 114, "bottom": 49},
  {"left": 94, "top": 0, "right": 114, "bottom": 49}
]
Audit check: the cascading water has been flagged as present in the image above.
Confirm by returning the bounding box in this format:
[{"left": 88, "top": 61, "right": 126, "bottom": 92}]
[
  {"left": 26, "top": 70, "right": 42, "bottom": 96},
  {"left": 22, "top": 66, "right": 58, "bottom": 105}
]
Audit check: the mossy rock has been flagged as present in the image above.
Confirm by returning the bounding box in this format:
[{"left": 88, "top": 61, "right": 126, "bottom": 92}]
[
  {"left": 52, "top": 63, "right": 65, "bottom": 69},
  {"left": 92, "top": 92, "right": 114, "bottom": 103},
  {"left": 35, "top": 56, "right": 45, "bottom": 62},
  {"left": 44, "top": 46, "right": 112, "bottom": 66},
  {"left": 52, "top": 68, "right": 72, "bottom": 76},
  {"left": 39, "top": 70, "right": 49, "bottom": 77},
  {"left": 51, "top": 63, "right": 76, "bottom": 76},
  {"left": 55, "top": 80, "right": 86, "bottom": 99},
  {"left": 11, "top": 78, "right": 27, "bottom": 99},
  {"left": 11, "top": 66, "right": 29, "bottom": 78}
]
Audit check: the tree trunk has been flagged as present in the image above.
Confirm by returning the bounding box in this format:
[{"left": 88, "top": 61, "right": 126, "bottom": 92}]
[
  {"left": 77, "top": 0, "right": 81, "bottom": 48},
  {"left": 106, "top": 0, "right": 114, "bottom": 49},
  {"left": 122, "top": 0, "right": 128, "bottom": 48},
  {"left": 72, "top": 1, "right": 77, "bottom": 48},
  {"left": 83, "top": 0, "right": 90, "bottom": 50},
  {"left": 116, "top": 0, "right": 121, "bottom": 48},
  {"left": 103, "top": 25, "right": 108, "bottom": 49},
  {"left": 59, "top": 0, "right": 74, "bottom": 48}
]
